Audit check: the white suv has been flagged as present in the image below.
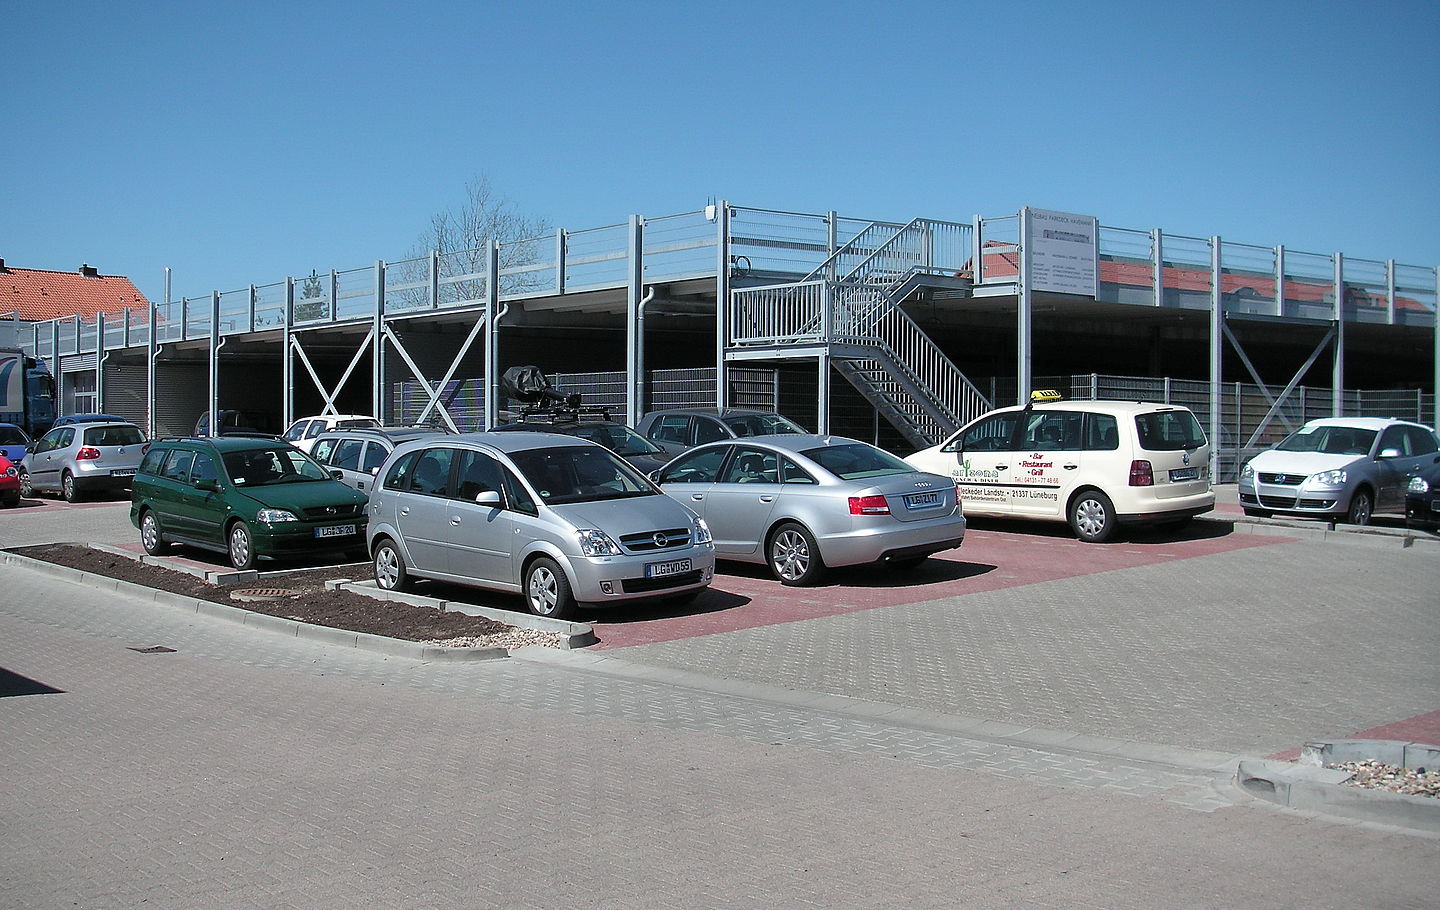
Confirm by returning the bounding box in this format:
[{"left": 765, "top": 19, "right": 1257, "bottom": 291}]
[{"left": 905, "top": 397, "right": 1214, "bottom": 541}]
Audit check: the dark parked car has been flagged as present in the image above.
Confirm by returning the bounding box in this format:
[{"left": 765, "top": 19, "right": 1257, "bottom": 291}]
[
  {"left": 0, "top": 422, "right": 32, "bottom": 462},
  {"left": 131, "top": 436, "right": 368, "bottom": 569},
  {"left": 634, "top": 408, "right": 805, "bottom": 457},
  {"left": 194, "top": 409, "right": 276, "bottom": 437},
  {"left": 1404, "top": 458, "right": 1440, "bottom": 528},
  {"left": 493, "top": 413, "right": 669, "bottom": 473}
]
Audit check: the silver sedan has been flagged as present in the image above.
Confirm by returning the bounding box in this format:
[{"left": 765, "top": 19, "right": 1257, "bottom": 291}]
[{"left": 655, "top": 434, "right": 966, "bottom": 585}]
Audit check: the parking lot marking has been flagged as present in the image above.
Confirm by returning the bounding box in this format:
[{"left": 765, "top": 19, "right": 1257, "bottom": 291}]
[{"left": 590, "top": 525, "right": 1293, "bottom": 650}]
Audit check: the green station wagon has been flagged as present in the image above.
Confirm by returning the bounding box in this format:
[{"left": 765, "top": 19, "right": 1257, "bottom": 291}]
[{"left": 130, "top": 436, "right": 369, "bottom": 569}]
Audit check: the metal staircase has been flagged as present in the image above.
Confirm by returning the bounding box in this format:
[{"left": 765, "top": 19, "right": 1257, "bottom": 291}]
[{"left": 729, "top": 218, "right": 991, "bottom": 448}]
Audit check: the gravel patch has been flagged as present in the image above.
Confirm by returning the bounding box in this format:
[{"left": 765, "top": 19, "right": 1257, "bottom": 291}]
[{"left": 1330, "top": 760, "right": 1440, "bottom": 798}]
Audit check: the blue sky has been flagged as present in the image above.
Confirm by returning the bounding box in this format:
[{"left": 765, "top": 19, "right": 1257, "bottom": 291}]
[{"left": 4, "top": 0, "right": 1437, "bottom": 305}]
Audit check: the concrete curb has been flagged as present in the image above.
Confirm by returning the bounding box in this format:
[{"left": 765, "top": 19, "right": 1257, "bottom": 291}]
[
  {"left": 1237, "top": 757, "right": 1440, "bottom": 835},
  {"left": 0, "top": 549, "right": 510, "bottom": 662},
  {"left": 1202, "top": 512, "right": 1440, "bottom": 549}
]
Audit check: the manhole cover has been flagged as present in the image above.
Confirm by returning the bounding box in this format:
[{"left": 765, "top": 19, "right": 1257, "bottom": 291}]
[
  {"left": 230, "top": 588, "right": 300, "bottom": 602},
  {"left": 128, "top": 646, "right": 177, "bottom": 654}
]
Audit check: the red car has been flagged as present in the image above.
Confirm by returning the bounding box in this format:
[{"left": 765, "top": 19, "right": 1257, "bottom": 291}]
[{"left": 0, "top": 455, "right": 20, "bottom": 507}]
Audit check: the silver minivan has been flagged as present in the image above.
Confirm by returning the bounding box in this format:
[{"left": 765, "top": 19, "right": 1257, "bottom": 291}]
[{"left": 366, "top": 432, "right": 715, "bottom": 619}]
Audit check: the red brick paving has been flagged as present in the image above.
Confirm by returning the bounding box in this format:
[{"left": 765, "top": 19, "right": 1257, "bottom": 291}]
[{"left": 590, "top": 522, "right": 1290, "bottom": 650}]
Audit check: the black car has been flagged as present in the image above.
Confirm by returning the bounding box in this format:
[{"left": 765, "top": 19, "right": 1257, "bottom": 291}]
[
  {"left": 492, "top": 413, "right": 668, "bottom": 473},
  {"left": 1404, "top": 457, "right": 1440, "bottom": 527}
]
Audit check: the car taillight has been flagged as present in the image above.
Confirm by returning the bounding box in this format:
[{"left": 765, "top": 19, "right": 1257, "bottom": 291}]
[
  {"left": 849, "top": 494, "right": 890, "bottom": 515},
  {"left": 1128, "top": 460, "right": 1154, "bottom": 486},
  {"left": 76, "top": 447, "right": 102, "bottom": 461}
]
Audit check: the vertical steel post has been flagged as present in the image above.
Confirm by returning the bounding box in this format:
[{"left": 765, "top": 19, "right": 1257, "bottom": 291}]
[
  {"left": 1333, "top": 253, "right": 1345, "bottom": 417},
  {"left": 95, "top": 312, "right": 106, "bottom": 412},
  {"left": 1274, "top": 246, "right": 1285, "bottom": 316},
  {"left": 817, "top": 352, "right": 830, "bottom": 435},
  {"left": 329, "top": 270, "right": 338, "bottom": 322},
  {"left": 625, "top": 215, "right": 644, "bottom": 424},
  {"left": 282, "top": 277, "right": 294, "bottom": 429},
  {"left": 1385, "top": 259, "right": 1396, "bottom": 325},
  {"left": 208, "top": 291, "right": 220, "bottom": 427},
  {"left": 1433, "top": 267, "right": 1439, "bottom": 429},
  {"left": 373, "top": 260, "right": 385, "bottom": 420},
  {"left": 248, "top": 285, "right": 257, "bottom": 333},
  {"left": 826, "top": 211, "right": 838, "bottom": 282},
  {"left": 556, "top": 229, "right": 566, "bottom": 294},
  {"left": 483, "top": 241, "right": 500, "bottom": 429},
  {"left": 429, "top": 250, "right": 440, "bottom": 309},
  {"left": 972, "top": 215, "right": 983, "bottom": 283},
  {"left": 1016, "top": 208, "right": 1033, "bottom": 404},
  {"left": 714, "top": 201, "right": 730, "bottom": 411},
  {"left": 1209, "top": 236, "right": 1223, "bottom": 482},
  {"left": 1152, "top": 229, "right": 1163, "bottom": 306}
]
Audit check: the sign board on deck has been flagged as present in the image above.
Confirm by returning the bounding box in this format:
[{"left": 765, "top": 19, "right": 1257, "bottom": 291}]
[{"left": 1025, "top": 208, "right": 1098, "bottom": 297}]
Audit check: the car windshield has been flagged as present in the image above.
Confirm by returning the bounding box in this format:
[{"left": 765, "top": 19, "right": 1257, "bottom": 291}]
[
  {"left": 568, "top": 423, "right": 662, "bottom": 456},
  {"left": 336, "top": 418, "right": 380, "bottom": 429},
  {"left": 801, "top": 443, "right": 914, "bottom": 480},
  {"left": 722, "top": 414, "right": 804, "bottom": 437},
  {"left": 0, "top": 427, "right": 28, "bottom": 445},
  {"left": 1275, "top": 425, "right": 1377, "bottom": 456},
  {"left": 508, "top": 445, "right": 657, "bottom": 505},
  {"left": 221, "top": 447, "right": 331, "bottom": 486},
  {"left": 83, "top": 425, "right": 145, "bottom": 447}
]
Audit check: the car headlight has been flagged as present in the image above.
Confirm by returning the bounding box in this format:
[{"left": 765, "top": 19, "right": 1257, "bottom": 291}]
[
  {"left": 1307, "top": 469, "right": 1347, "bottom": 487},
  {"left": 576, "top": 528, "right": 621, "bottom": 556},
  {"left": 256, "top": 508, "right": 299, "bottom": 523},
  {"left": 3, "top": 466, "right": 15, "bottom": 478},
  {"left": 1410, "top": 475, "right": 1431, "bottom": 494},
  {"left": 693, "top": 517, "right": 713, "bottom": 545},
  {"left": 1239, "top": 462, "right": 1254, "bottom": 481}
]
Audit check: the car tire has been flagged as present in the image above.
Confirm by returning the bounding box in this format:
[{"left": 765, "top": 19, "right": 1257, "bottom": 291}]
[
  {"left": 18, "top": 469, "right": 32, "bottom": 499},
  {"left": 1242, "top": 507, "right": 1271, "bottom": 519},
  {"left": 373, "top": 539, "right": 410, "bottom": 591},
  {"left": 1345, "top": 488, "right": 1374, "bottom": 526},
  {"left": 1069, "top": 489, "right": 1118, "bottom": 543},
  {"left": 139, "top": 510, "right": 171, "bottom": 555},
  {"left": 227, "top": 520, "right": 256, "bottom": 570},
  {"left": 525, "top": 557, "right": 577, "bottom": 619},
  {"left": 61, "top": 471, "right": 80, "bottom": 503},
  {"left": 769, "top": 521, "right": 826, "bottom": 586}
]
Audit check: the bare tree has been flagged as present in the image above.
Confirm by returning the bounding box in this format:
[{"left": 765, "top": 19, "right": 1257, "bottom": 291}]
[{"left": 394, "top": 176, "right": 553, "bottom": 309}]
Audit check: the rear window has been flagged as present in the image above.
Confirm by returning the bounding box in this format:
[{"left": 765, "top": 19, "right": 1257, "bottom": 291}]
[
  {"left": 336, "top": 418, "right": 380, "bottom": 430},
  {"left": 0, "top": 427, "right": 28, "bottom": 445},
  {"left": 83, "top": 425, "right": 145, "bottom": 447},
  {"left": 721, "top": 414, "right": 804, "bottom": 437},
  {"left": 1134, "top": 411, "right": 1206, "bottom": 451},
  {"left": 801, "top": 443, "right": 913, "bottom": 480}
]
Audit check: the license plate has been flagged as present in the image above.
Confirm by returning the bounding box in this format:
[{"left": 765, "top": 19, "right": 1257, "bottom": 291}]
[
  {"left": 110, "top": 469, "right": 136, "bottom": 477},
  {"left": 315, "top": 524, "right": 356, "bottom": 539},
  {"left": 905, "top": 491, "right": 942, "bottom": 509},
  {"left": 1169, "top": 468, "right": 1199, "bottom": 482},
  {"left": 645, "top": 558, "right": 691, "bottom": 578}
]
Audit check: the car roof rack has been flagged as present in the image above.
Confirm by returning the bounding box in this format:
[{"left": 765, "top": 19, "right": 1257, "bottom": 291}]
[{"left": 512, "top": 404, "right": 615, "bottom": 425}]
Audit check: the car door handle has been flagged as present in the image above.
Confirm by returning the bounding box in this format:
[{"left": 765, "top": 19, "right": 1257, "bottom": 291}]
[
  {"left": 1063, "top": 464, "right": 1079, "bottom": 470},
  {"left": 994, "top": 464, "right": 1008, "bottom": 471},
  {"left": 690, "top": 494, "right": 705, "bottom": 501},
  {"left": 400, "top": 507, "right": 410, "bottom": 515},
  {"left": 450, "top": 517, "right": 461, "bottom": 525},
  {"left": 759, "top": 495, "right": 774, "bottom": 502}
]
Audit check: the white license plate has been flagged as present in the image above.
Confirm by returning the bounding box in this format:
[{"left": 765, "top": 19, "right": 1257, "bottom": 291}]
[
  {"left": 110, "top": 469, "right": 136, "bottom": 477},
  {"left": 645, "top": 558, "right": 692, "bottom": 578},
  {"left": 905, "top": 492, "right": 942, "bottom": 509},
  {"left": 1169, "top": 468, "right": 1199, "bottom": 482},
  {"left": 315, "top": 524, "right": 356, "bottom": 539}
]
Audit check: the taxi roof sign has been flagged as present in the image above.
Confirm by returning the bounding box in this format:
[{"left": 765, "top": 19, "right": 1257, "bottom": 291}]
[{"left": 1030, "top": 389, "right": 1063, "bottom": 403}]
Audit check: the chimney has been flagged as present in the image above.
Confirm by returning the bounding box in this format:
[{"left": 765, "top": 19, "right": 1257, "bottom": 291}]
[
  {"left": 79, "top": 263, "right": 100, "bottom": 278},
  {"left": 0, "top": 257, "right": 7, "bottom": 271}
]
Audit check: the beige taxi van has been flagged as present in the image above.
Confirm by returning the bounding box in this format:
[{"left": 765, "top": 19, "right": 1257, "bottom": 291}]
[{"left": 904, "top": 393, "right": 1214, "bottom": 541}]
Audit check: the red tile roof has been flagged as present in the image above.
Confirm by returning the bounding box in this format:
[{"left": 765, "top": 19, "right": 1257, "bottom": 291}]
[{"left": 0, "top": 264, "right": 150, "bottom": 321}]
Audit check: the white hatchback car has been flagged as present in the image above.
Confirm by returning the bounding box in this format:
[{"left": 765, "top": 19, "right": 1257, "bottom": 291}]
[{"left": 905, "top": 397, "right": 1215, "bottom": 542}]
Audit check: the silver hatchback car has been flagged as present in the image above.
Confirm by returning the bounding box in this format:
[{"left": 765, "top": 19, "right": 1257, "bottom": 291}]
[
  {"left": 20, "top": 420, "right": 148, "bottom": 501},
  {"left": 366, "top": 432, "right": 716, "bottom": 619},
  {"left": 655, "top": 435, "right": 966, "bottom": 585}
]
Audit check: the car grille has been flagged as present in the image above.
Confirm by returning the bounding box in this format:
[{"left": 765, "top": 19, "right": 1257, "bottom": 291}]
[
  {"left": 620, "top": 569, "right": 704, "bottom": 594},
  {"left": 300, "top": 503, "right": 364, "bottom": 520},
  {"left": 619, "top": 528, "right": 693, "bottom": 553},
  {"left": 1257, "top": 494, "right": 1337, "bottom": 510},
  {"left": 1258, "top": 472, "right": 1306, "bottom": 486}
]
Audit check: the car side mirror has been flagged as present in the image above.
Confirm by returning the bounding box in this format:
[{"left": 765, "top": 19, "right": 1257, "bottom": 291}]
[
  {"left": 195, "top": 478, "right": 219, "bottom": 492},
  {"left": 331, "top": 469, "right": 345, "bottom": 480},
  {"left": 1379, "top": 448, "right": 1402, "bottom": 459},
  {"left": 474, "top": 490, "right": 502, "bottom": 507},
  {"left": 648, "top": 470, "right": 662, "bottom": 482}
]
